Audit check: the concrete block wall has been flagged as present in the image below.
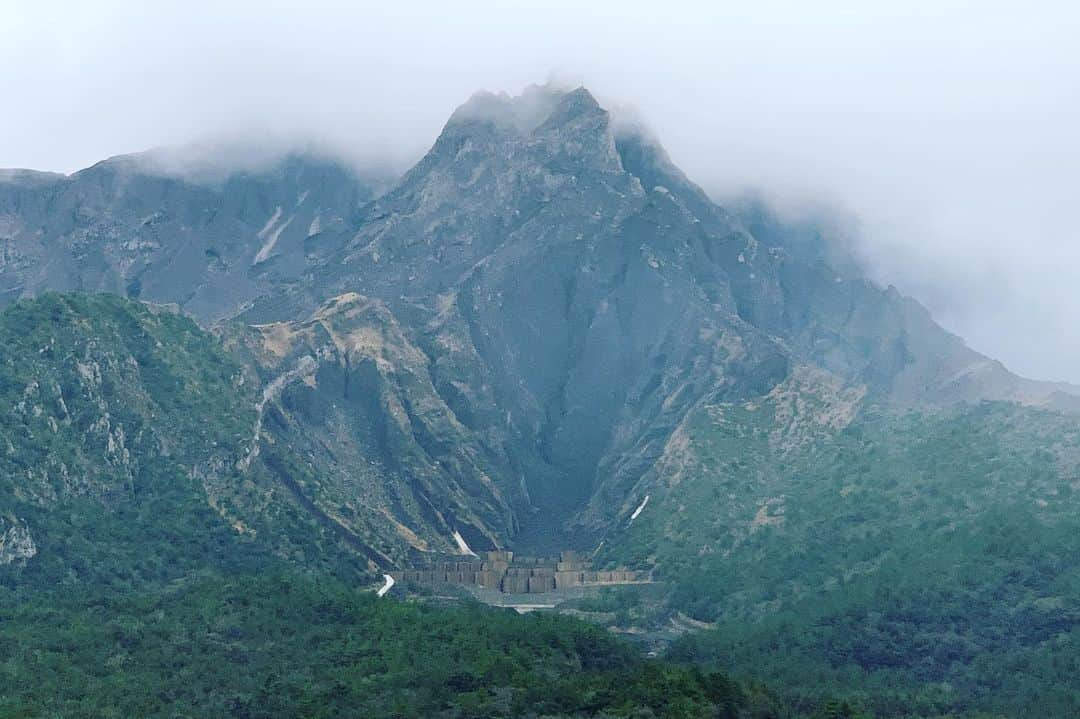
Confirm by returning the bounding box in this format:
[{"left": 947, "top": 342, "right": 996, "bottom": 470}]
[
  {"left": 554, "top": 571, "right": 583, "bottom": 588},
  {"left": 391, "top": 552, "right": 645, "bottom": 594},
  {"left": 528, "top": 574, "right": 556, "bottom": 593}
]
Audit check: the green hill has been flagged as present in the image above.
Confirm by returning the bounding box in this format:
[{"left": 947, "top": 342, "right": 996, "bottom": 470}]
[
  {"left": 0, "top": 570, "right": 787, "bottom": 719},
  {"left": 0, "top": 293, "right": 370, "bottom": 590},
  {"left": 604, "top": 386, "right": 1080, "bottom": 716}
]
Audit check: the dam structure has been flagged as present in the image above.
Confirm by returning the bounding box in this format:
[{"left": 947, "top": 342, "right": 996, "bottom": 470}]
[{"left": 391, "top": 551, "right": 648, "bottom": 595}]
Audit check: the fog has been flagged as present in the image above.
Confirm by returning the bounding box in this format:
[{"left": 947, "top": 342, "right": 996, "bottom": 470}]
[{"left": 2, "top": 0, "right": 1078, "bottom": 382}]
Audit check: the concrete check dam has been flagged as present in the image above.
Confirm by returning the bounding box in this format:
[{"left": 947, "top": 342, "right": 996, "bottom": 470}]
[{"left": 391, "top": 551, "right": 649, "bottom": 595}]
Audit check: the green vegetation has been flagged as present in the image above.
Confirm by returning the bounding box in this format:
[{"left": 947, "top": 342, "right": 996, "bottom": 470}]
[
  {"left": 608, "top": 399, "right": 1080, "bottom": 717},
  {"left": 0, "top": 294, "right": 368, "bottom": 590},
  {"left": 0, "top": 571, "right": 795, "bottom": 718}
]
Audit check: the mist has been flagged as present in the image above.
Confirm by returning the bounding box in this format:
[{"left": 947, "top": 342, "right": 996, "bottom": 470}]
[{"left": 2, "top": 0, "right": 1078, "bottom": 382}]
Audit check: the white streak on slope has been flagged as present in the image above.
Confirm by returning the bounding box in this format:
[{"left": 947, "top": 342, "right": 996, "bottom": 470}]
[
  {"left": 257, "top": 206, "right": 283, "bottom": 239},
  {"left": 629, "top": 495, "right": 649, "bottom": 523},
  {"left": 238, "top": 355, "right": 318, "bottom": 471},
  {"left": 254, "top": 213, "right": 294, "bottom": 265},
  {"left": 376, "top": 573, "right": 395, "bottom": 597},
  {"left": 452, "top": 529, "right": 477, "bottom": 556}
]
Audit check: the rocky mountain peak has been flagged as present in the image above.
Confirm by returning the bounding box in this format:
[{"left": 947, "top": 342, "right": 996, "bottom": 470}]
[
  {"left": 446, "top": 84, "right": 563, "bottom": 135},
  {"left": 444, "top": 84, "right": 603, "bottom": 135},
  {"left": 433, "top": 84, "right": 621, "bottom": 174}
]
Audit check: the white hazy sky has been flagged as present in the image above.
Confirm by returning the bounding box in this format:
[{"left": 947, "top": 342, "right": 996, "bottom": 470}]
[{"left": 2, "top": 0, "right": 1079, "bottom": 382}]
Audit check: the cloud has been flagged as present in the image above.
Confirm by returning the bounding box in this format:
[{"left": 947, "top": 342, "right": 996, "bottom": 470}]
[{"left": 1, "top": 0, "right": 1078, "bottom": 381}]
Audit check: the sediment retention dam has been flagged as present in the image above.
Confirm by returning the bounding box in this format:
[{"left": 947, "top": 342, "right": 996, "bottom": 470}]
[{"left": 392, "top": 551, "right": 648, "bottom": 594}]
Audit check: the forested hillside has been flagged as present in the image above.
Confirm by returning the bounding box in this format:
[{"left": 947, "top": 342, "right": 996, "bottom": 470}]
[
  {"left": 605, "top": 394, "right": 1080, "bottom": 716},
  {"left": 0, "top": 293, "right": 372, "bottom": 587},
  {"left": 0, "top": 571, "right": 798, "bottom": 719}
]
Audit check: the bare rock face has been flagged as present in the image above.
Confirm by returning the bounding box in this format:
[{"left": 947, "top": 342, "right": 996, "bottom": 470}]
[
  {"left": 226, "top": 292, "right": 517, "bottom": 557},
  {"left": 0, "top": 516, "right": 36, "bottom": 565}
]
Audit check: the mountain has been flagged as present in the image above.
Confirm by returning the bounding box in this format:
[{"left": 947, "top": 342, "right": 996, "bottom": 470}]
[
  {"left": 0, "top": 294, "right": 785, "bottom": 716},
  {"left": 2, "top": 83, "right": 1080, "bottom": 717},
  {"left": 248, "top": 84, "right": 1077, "bottom": 544},
  {"left": 3, "top": 84, "right": 1077, "bottom": 553}
]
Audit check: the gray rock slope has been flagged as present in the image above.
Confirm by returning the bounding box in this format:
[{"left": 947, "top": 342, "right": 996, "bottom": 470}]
[{"left": 0, "top": 152, "right": 384, "bottom": 323}]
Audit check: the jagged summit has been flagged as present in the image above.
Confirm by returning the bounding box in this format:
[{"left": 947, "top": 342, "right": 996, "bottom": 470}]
[
  {"left": 445, "top": 84, "right": 604, "bottom": 136},
  {"left": 438, "top": 84, "right": 741, "bottom": 240},
  {"left": 431, "top": 84, "right": 622, "bottom": 176}
]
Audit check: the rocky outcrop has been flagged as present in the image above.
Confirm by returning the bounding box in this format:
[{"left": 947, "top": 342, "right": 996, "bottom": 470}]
[
  {"left": 226, "top": 292, "right": 518, "bottom": 558},
  {"left": 0, "top": 516, "right": 36, "bottom": 565}
]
